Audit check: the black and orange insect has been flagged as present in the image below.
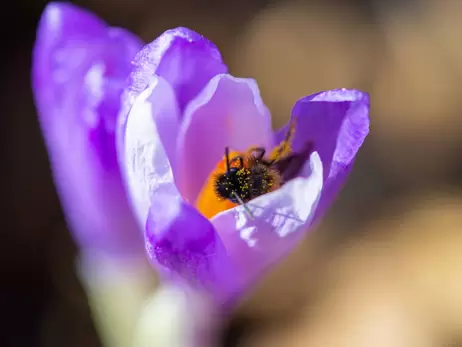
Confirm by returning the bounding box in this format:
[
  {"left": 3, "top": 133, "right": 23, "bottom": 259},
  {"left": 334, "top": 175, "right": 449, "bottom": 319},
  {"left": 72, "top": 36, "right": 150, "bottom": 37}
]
[{"left": 214, "top": 119, "right": 299, "bottom": 217}]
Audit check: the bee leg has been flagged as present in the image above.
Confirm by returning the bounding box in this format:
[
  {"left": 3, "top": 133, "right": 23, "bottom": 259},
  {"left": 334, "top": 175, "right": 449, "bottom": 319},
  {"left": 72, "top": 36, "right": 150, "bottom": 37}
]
[{"left": 231, "top": 191, "right": 254, "bottom": 219}]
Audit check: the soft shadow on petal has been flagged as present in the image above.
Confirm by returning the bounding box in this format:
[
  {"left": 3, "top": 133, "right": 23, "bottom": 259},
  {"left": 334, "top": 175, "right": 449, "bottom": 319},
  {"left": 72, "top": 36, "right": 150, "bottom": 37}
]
[
  {"left": 128, "top": 27, "right": 228, "bottom": 112},
  {"left": 275, "top": 89, "right": 370, "bottom": 221},
  {"left": 32, "top": 2, "right": 144, "bottom": 255},
  {"left": 145, "top": 185, "right": 241, "bottom": 305},
  {"left": 120, "top": 76, "right": 180, "bottom": 230},
  {"left": 177, "top": 74, "right": 274, "bottom": 204},
  {"left": 211, "top": 152, "right": 323, "bottom": 291}
]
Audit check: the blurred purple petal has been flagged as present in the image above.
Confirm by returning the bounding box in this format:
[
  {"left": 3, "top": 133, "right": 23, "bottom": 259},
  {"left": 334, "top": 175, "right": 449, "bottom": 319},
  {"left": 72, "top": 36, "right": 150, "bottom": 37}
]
[
  {"left": 127, "top": 27, "right": 228, "bottom": 113},
  {"left": 211, "top": 152, "right": 323, "bottom": 289},
  {"left": 120, "top": 76, "right": 179, "bottom": 230},
  {"left": 145, "top": 185, "right": 240, "bottom": 305},
  {"left": 177, "top": 74, "right": 273, "bottom": 203},
  {"left": 32, "top": 2, "right": 144, "bottom": 255},
  {"left": 275, "top": 89, "right": 370, "bottom": 221}
]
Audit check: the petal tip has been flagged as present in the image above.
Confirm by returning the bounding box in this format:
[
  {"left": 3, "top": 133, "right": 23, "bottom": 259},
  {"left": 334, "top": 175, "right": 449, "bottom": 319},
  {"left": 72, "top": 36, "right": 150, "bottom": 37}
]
[
  {"left": 132, "top": 26, "right": 222, "bottom": 72},
  {"left": 162, "top": 26, "right": 205, "bottom": 42},
  {"left": 292, "top": 88, "right": 371, "bottom": 137},
  {"left": 303, "top": 88, "right": 370, "bottom": 104},
  {"left": 128, "top": 26, "right": 227, "bottom": 111},
  {"left": 37, "top": 2, "right": 103, "bottom": 33}
]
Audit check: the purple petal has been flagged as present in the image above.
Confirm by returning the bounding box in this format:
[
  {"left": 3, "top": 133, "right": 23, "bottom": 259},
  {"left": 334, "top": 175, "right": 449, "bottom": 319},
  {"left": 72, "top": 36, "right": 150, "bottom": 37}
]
[
  {"left": 176, "top": 74, "right": 274, "bottom": 203},
  {"left": 127, "top": 27, "right": 228, "bottom": 112},
  {"left": 145, "top": 185, "right": 241, "bottom": 305},
  {"left": 120, "top": 74, "right": 242, "bottom": 303},
  {"left": 276, "top": 89, "right": 370, "bottom": 221},
  {"left": 211, "top": 152, "right": 323, "bottom": 289},
  {"left": 32, "top": 2, "right": 144, "bottom": 255},
  {"left": 119, "top": 76, "right": 180, "bottom": 230}
]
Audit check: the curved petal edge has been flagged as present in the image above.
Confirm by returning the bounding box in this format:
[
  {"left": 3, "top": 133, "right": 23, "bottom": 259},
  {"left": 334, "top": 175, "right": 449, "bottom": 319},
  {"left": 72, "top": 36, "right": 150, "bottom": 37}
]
[{"left": 125, "top": 27, "right": 228, "bottom": 113}]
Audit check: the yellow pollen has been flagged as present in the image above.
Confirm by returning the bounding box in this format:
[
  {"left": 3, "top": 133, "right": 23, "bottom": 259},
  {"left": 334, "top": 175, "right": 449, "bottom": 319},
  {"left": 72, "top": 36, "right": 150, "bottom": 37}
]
[{"left": 268, "top": 118, "right": 296, "bottom": 162}]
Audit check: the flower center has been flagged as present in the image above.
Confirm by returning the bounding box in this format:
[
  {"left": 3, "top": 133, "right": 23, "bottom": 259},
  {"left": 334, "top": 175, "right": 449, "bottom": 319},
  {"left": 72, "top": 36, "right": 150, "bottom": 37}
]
[{"left": 195, "top": 120, "right": 298, "bottom": 219}]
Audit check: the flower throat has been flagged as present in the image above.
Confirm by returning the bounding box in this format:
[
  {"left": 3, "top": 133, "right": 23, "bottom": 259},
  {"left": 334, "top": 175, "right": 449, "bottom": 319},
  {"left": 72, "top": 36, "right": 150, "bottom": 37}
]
[{"left": 213, "top": 120, "right": 297, "bottom": 218}]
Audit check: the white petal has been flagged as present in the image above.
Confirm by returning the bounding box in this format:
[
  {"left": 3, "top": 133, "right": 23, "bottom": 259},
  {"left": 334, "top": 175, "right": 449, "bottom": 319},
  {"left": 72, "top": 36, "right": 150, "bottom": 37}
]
[{"left": 121, "top": 76, "right": 179, "bottom": 229}]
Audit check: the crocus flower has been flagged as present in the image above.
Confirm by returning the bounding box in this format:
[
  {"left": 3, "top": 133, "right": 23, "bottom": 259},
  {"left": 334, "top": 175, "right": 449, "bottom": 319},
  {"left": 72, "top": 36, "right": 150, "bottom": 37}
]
[
  {"left": 32, "top": 2, "right": 144, "bottom": 256},
  {"left": 118, "top": 28, "right": 370, "bottom": 307}
]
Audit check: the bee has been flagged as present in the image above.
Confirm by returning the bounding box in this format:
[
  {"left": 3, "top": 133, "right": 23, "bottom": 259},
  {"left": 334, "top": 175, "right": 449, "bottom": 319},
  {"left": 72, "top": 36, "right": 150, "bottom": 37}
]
[{"left": 214, "top": 119, "right": 297, "bottom": 217}]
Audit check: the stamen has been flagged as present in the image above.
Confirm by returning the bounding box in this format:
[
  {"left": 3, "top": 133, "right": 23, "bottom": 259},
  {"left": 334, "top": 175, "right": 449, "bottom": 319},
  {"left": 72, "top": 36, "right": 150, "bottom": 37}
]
[{"left": 269, "top": 118, "right": 296, "bottom": 162}]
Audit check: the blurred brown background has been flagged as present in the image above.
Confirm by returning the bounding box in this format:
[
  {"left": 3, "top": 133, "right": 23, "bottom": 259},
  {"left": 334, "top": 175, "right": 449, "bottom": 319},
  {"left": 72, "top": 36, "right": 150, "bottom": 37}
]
[{"left": 2, "top": 0, "right": 462, "bottom": 346}]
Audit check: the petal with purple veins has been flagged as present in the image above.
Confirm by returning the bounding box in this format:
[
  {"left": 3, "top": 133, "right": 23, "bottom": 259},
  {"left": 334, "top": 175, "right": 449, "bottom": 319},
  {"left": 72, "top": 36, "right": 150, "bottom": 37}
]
[
  {"left": 211, "top": 152, "right": 323, "bottom": 289},
  {"left": 145, "top": 185, "right": 241, "bottom": 305},
  {"left": 176, "top": 74, "right": 274, "bottom": 203},
  {"left": 32, "top": 2, "right": 144, "bottom": 255}
]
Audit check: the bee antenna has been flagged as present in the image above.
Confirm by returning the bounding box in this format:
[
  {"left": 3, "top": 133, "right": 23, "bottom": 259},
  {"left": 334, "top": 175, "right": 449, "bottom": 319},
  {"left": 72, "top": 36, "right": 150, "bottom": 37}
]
[
  {"left": 231, "top": 191, "right": 254, "bottom": 219},
  {"left": 225, "top": 147, "right": 230, "bottom": 173}
]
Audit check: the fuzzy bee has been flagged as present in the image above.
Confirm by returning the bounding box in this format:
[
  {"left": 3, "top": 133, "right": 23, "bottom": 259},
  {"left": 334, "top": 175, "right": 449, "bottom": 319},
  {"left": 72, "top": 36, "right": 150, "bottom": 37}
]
[{"left": 214, "top": 119, "right": 302, "bottom": 217}]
